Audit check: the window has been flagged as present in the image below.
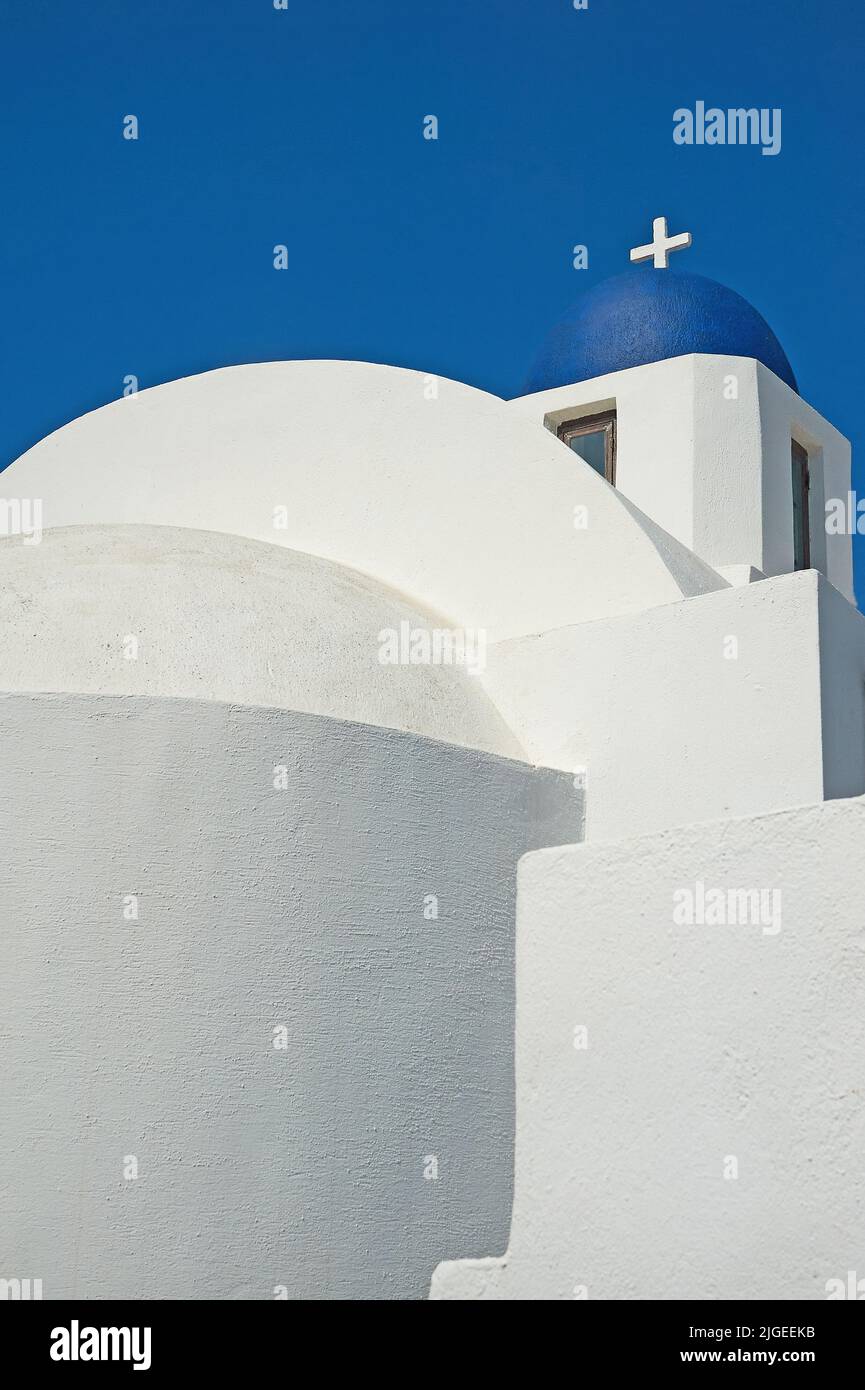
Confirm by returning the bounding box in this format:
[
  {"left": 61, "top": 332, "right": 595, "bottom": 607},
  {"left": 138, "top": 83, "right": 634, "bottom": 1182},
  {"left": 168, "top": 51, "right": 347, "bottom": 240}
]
[
  {"left": 791, "top": 439, "right": 811, "bottom": 570},
  {"left": 557, "top": 410, "right": 616, "bottom": 484}
]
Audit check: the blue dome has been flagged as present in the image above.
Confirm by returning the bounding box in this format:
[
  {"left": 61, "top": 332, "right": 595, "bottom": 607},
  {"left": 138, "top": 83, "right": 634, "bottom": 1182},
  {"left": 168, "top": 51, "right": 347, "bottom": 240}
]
[{"left": 525, "top": 268, "right": 797, "bottom": 394}]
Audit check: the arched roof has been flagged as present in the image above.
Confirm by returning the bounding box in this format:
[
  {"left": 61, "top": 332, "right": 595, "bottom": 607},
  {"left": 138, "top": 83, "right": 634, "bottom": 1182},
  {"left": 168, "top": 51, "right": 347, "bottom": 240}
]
[
  {"left": 0, "top": 525, "right": 523, "bottom": 758},
  {"left": 2, "top": 361, "right": 728, "bottom": 642}
]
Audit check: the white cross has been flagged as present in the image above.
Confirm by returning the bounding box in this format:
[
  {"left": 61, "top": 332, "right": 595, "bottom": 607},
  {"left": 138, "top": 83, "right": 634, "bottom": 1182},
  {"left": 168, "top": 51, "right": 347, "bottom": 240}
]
[{"left": 629, "top": 216, "right": 692, "bottom": 269}]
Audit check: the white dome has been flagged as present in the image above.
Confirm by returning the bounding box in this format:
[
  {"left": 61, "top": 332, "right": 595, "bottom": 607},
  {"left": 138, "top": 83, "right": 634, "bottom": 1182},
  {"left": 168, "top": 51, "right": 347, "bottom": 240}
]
[
  {"left": 0, "top": 525, "right": 522, "bottom": 758},
  {"left": 3, "top": 360, "right": 727, "bottom": 641}
]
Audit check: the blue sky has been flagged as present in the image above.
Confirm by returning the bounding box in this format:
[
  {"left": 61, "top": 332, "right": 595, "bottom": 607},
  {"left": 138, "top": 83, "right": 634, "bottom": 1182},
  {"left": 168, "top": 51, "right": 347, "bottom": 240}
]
[{"left": 2, "top": 0, "right": 864, "bottom": 592}]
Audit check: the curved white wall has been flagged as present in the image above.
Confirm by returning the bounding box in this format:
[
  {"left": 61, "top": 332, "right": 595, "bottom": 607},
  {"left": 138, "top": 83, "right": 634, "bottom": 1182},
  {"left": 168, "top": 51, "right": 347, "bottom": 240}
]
[
  {"left": 2, "top": 361, "right": 724, "bottom": 641},
  {"left": 0, "top": 524, "right": 520, "bottom": 758},
  {"left": 0, "top": 691, "right": 583, "bottom": 1299}
]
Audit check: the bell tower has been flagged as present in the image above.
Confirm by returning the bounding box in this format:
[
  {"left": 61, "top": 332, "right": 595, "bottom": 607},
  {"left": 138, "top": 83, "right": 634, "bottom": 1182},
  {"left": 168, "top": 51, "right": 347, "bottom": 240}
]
[{"left": 512, "top": 216, "right": 854, "bottom": 602}]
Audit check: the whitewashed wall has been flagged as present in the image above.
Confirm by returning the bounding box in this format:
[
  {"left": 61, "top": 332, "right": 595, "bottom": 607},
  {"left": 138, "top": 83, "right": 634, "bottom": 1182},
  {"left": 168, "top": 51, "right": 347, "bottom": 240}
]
[
  {"left": 485, "top": 572, "right": 852, "bottom": 841},
  {"left": 0, "top": 524, "right": 522, "bottom": 759},
  {"left": 817, "top": 575, "right": 865, "bottom": 800},
  {"left": 512, "top": 354, "right": 853, "bottom": 601},
  {"left": 0, "top": 691, "right": 583, "bottom": 1299},
  {"left": 1, "top": 361, "right": 724, "bottom": 640},
  {"left": 433, "top": 794, "right": 865, "bottom": 1300}
]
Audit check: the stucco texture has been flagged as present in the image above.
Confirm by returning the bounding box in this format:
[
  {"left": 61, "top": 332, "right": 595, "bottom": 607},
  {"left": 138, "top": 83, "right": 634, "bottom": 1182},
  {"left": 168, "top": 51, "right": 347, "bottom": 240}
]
[
  {"left": 0, "top": 524, "right": 521, "bottom": 758},
  {"left": 433, "top": 795, "right": 865, "bottom": 1299},
  {"left": 0, "top": 691, "right": 583, "bottom": 1299}
]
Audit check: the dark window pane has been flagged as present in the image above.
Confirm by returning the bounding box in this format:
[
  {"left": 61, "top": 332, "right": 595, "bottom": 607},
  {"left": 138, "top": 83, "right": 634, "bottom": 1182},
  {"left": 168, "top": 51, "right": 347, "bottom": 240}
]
[
  {"left": 791, "top": 440, "right": 810, "bottom": 570},
  {"left": 556, "top": 409, "right": 616, "bottom": 484},
  {"left": 567, "top": 428, "right": 607, "bottom": 476}
]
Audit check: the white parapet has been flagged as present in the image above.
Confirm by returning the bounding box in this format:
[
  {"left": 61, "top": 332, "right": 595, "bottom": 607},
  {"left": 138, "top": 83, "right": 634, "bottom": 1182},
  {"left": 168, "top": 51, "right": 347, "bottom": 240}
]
[{"left": 483, "top": 570, "right": 865, "bottom": 841}]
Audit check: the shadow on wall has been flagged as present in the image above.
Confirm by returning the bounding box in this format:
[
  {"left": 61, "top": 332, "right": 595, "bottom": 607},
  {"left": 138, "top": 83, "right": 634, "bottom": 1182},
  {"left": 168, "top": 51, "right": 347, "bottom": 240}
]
[{"left": 0, "top": 691, "right": 583, "bottom": 1298}]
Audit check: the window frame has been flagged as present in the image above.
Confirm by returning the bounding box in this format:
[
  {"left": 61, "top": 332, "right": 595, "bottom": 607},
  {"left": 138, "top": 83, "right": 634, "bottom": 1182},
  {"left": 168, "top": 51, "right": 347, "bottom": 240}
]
[
  {"left": 791, "top": 438, "right": 811, "bottom": 571},
  {"left": 557, "top": 409, "right": 617, "bottom": 485}
]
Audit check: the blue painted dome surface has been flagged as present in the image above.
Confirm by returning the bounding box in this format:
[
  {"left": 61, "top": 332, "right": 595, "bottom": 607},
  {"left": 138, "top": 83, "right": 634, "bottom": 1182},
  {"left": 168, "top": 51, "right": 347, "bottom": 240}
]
[{"left": 525, "top": 268, "right": 797, "bottom": 394}]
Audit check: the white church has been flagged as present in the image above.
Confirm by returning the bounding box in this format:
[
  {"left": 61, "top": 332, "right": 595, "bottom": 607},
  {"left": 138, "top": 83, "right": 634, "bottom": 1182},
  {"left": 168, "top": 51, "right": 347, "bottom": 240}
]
[{"left": 2, "top": 217, "right": 864, "bottom": 1301}]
